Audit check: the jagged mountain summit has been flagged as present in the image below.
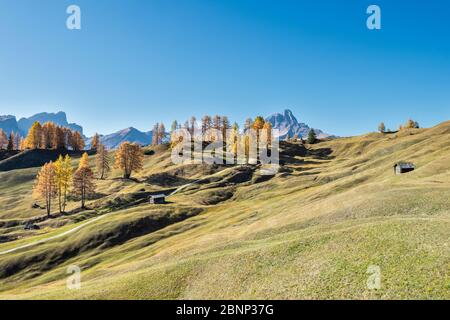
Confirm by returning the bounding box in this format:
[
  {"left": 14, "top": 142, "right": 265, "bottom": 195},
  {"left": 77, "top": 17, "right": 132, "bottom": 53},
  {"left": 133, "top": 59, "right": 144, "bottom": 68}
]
[{"left": 265, "top": 109, "right": 331, "bottom": 139}]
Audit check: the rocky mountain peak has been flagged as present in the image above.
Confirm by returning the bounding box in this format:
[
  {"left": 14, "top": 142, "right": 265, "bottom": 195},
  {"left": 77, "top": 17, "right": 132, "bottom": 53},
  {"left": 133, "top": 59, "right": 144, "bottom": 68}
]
[{"left": 265, "top": 109, "right": 331, "bottom": 139}]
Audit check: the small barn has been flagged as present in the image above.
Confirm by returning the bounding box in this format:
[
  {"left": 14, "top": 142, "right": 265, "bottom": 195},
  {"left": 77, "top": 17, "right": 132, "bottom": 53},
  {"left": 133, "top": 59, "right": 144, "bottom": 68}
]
[
  {"left": 149, "top": 194, "right": 166, "bottom": 204},
  {"left": 394, "top": 162, "right": 415, "bottom": 175}
]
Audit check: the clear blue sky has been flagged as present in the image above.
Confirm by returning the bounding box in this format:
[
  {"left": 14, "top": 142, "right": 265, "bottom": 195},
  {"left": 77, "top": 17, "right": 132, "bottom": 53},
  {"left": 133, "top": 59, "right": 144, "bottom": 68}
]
[{"left": 0, "top": 0, "right": 449, "bottom": 136}]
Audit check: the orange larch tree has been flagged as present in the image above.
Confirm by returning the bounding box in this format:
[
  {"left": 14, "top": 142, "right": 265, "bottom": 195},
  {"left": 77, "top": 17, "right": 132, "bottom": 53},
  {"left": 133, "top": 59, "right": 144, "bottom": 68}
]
[
  {"left": 95, "top": 143, "right": 111, "bottom": 180},
  {"left": 33, "top": 161, "right": 58, "bottom": 217},
  {"left": 114, "top": 142, "right": 144, "bottom": 179},
  {"left": 73, "top": 153, "right": 95, "bottom": 209}
]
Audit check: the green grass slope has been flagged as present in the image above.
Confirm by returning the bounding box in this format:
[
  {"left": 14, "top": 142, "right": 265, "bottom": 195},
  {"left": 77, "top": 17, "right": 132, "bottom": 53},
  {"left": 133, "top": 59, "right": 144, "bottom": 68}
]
[{"left": 0, "top": 122, "right": 449, "bottom": 299}]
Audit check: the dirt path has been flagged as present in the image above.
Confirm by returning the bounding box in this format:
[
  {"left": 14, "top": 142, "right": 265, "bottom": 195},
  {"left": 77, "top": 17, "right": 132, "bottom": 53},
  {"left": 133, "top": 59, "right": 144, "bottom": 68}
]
[{"left": 0, "top": 214, "right": 108, "bottom": 256}]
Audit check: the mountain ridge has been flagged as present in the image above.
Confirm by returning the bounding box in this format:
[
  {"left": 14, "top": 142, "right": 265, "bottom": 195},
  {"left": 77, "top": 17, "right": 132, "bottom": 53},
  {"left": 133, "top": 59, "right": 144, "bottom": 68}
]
[
  {"left": 0, "top": 111, "right": 84, "bottom": 137},
  {"left": 97, "top": 127, "right": 153, "bottom": 149},
  {"left": 17, "top": 111, "right": 83, "bottom": 136},
  {"left": 1, "top": 109, "right": 333, "bottom": 148}
]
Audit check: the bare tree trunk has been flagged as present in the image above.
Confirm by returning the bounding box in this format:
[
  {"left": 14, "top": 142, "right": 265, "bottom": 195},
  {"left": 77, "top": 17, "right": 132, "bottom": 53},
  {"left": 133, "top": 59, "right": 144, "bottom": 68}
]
[
  {"left": 46, "top": 196, "right": 51, "bottom": 218},
  {"left": 58, "top": 186, "right": 62, "bottom": 214},
  {"left": 62, "top": 187, "right": 67, "bottom": 213},
  {"left": 81, "top": 186, "right": 85, "bottom": 209}
]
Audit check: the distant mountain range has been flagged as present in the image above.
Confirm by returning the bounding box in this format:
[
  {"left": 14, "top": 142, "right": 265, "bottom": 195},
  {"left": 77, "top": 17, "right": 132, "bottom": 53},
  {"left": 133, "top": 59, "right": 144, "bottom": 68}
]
[
  {"left": 1, "top": 109, "right": 332, "bottom": 149},
  {"left": 265, "top": 109, "right": 332, "bottom": 139},
  {"left": 0, "top": 112, "right": 83, "bottom": 137},
  {"left": 18, "top": 112, "right": 83, "bottom": 136},
  {"left": 0, "top": 111, "right": 154, "bottom": 149}
]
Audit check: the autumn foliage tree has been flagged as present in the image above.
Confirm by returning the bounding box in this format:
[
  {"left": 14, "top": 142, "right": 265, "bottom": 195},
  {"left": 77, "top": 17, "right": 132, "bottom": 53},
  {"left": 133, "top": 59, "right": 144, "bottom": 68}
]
[
  {"left": 262, "top": 122, "right": 272, "bottom": 145},
  {"left": 73, "top": 153, "right": 95, "bottom": 209},
  {"left": 253, "top": 116, "right": 265, "bottom": 131},
  {"left": 70, "top": 131, "right": 85, "bottom": 151},
  {"left": 91, "top": 133, "right": 100, "bottom": 150},
  {"left": 229, "top": 122, "right": 239, "bottom": 161},
  {"left": 114, "top": 142, "right": 144, "bottom": 179},
  {"left": 95, "top": 143, "right": 111, "bottom": 179},
  {"left": 53, "top": 126, "right": 66, "bottom": 149},
  {"left": 26, "top": 121, "right": 43, "bottom": 149},
  {"left": 55, "top": 155, "right": 73, "bottom": 213},
  {"left": 252, "top": 116, "right": 266, "bottom": 157},
  {"left": 244, "top": 135, "right": 250, "bottom": 164},
  {"left": 33, "top": 162, "right": 57, "bottom": 217},
  {"left": 42, "top": 122, "right": 56, "bottom": 149}
]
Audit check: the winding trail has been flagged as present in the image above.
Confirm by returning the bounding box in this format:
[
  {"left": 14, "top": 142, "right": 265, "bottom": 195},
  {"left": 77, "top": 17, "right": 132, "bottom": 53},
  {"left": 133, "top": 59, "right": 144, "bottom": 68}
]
[
  {"left": 0, "top": 168, "right": 232, "bottom": 256},
  {"left": 0, "top": 214, "right": 108, "bottom": 256}
]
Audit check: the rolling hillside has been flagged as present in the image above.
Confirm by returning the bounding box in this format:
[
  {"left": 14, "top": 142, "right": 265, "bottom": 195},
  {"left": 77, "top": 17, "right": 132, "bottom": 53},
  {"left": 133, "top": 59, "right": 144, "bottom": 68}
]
[{"left": 0, "top": 122, "right": 449, "bottom": 299}]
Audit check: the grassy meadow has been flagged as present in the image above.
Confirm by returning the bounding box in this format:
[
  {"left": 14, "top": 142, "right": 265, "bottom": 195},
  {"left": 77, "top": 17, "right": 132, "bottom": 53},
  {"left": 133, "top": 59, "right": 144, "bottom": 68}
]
[{"left": 0, "top": 123, "right": 449, "bottom": 299}]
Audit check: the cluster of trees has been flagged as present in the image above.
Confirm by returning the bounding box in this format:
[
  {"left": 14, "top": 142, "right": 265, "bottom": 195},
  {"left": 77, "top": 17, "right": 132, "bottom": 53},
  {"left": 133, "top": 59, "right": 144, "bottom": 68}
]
[
  {"left": 1, "top": 121, "right": 90, "bottom": 152},
  {"left": 33, "top": 141, "right": 143, "bottom": 216},
  {"left": 169, "top": 115, "right": 276, "bottom": 163},
  {"left": 24, "top": 121, "right": 85, "bottom": 150},
  {"left": 198, "top": 115, "right": 232, "bottom": 136},
  {"left": 400, "top": 119, "right": 420, "bottom": 130},
  {"left": 378, "top": 119, "right": 420, "bottom": 133},
  {"left": 0, "top": 129, "right": 22, "bottom": 151},
  {"left": 33, "top": 154, "right": 93, "bottom": 217},
  {"left": 170, "top": 115, "right": 273, "bottom": 143},
  {"left": 170, "top": 115, "right": 235, "bottom": 142},
  {"left": 166, "top": 114, "right": 324, "bottom": 164}
]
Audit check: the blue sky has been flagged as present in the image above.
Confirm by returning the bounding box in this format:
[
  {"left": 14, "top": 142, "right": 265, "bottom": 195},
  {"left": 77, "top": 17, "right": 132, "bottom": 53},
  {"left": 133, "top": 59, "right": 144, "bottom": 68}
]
[{"left": 0, "top": 0, "right": 449, "bottom": 136}]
